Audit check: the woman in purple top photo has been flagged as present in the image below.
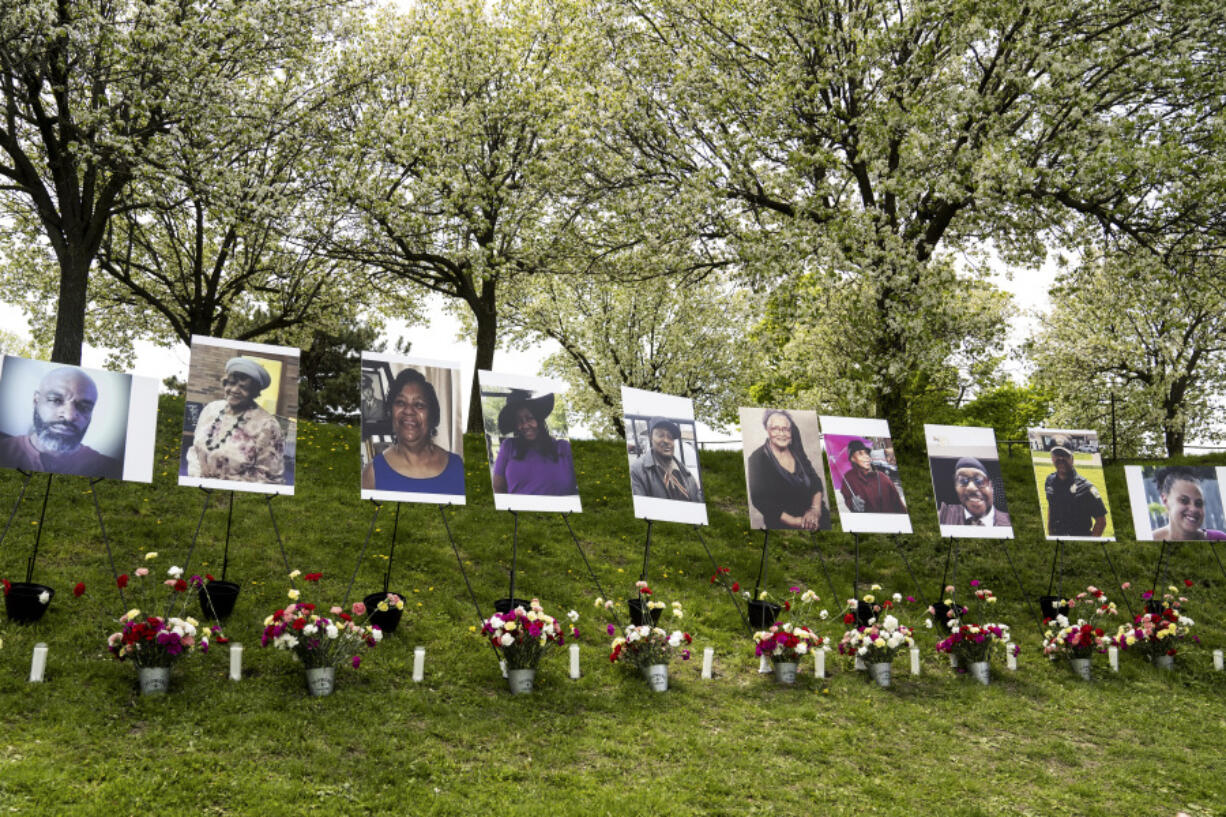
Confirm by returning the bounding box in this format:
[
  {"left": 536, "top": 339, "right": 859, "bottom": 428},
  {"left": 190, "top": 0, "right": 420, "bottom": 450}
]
[
  {"left": 491, "top": 391, "right": 577, "bottom": 496},
  {"left": 1151, "top": 466, "right": 1226, "bottom": 541}
]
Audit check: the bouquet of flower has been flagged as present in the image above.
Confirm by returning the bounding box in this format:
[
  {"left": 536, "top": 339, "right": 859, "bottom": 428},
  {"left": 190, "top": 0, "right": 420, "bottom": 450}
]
[
  {"left": 260, "top": 571, "right": 382, "bottom": 670},
  {"left": 754, "top": 621, "right": 824, "bottom": 663},
  {"left": 933, "top": 582, "right": 1016, "bottom": 665},
  {"left": 99, "top": 553, "right": 223, "bottom": 668},
  {"left": 482, "top": 598, "right": 575, "bottom": 671},
  {"left": 600, "top": 590, "right": 691, "bottom": 671},
  {"left": 838, "top": 613, "right": 915, "bottom": 665},
  {"left": 1041, "top": 586, "right": 1117, "bottom": 660},
  {"left": 1113, "top": 585, "right": 1196, "bottom": 660}
]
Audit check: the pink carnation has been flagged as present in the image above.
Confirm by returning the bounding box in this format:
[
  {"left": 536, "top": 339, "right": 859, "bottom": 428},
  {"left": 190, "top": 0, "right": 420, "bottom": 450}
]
[{"left": 351, "top": 602, "right": 367, "bottom": 616}]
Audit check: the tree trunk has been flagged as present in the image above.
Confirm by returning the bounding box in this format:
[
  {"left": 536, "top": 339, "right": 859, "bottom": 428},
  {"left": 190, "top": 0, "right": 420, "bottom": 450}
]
[
  {"left": 1164, "top": 424, "right": 1185, "bottom": 458},
  {"left": 468, "top": 295, "right": 498, "bottom": 434},
  {"left": 50, "top": 251, "right": 91, "bottom": 364}
]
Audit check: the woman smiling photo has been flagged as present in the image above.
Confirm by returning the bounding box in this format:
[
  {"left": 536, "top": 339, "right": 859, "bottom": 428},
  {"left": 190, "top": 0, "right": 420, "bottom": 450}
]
[{"left": 361, "top": 367, "right": 465, "bottom": 495}]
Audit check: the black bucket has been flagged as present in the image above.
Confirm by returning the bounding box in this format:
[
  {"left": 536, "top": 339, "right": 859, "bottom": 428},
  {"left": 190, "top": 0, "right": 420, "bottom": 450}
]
[
  {"left": 1144, "top": 598, "right": 1168, "bottom": 617},
  {"left": 628, "top": 598, "right": 663, "bottom": 626},
  {"left": 493, "top": 598, "right": 534, "bottom": 615},
  {"left": 930, "top": 601, "right": 960, "bottom": 632},
  {"left": 198, "top": 580, "right": 240, "bottom": 621},
  {"left": 4, "top": 582, "right": 54, "bottom": 624},
  {"left": 747, "top": 600, "right": 782, "bottom": 628},
  {"left": 364, "top": 591, "right": 405, "bottom": 634},
  {"left": 1039, "top": 595, "right": 1069, "bottom": 622},
  {"left": 855, "top": 601, "right": 878, "bottom": 627}
]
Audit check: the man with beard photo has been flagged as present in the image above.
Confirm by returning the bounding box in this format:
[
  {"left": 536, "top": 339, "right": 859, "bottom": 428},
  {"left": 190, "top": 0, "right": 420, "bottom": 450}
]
[
  {"left": 0, "top": 366, "right": 122, "bottom": 479},
  {"left": 937, "top": 457, "right": 1010, "bottom": 527}
]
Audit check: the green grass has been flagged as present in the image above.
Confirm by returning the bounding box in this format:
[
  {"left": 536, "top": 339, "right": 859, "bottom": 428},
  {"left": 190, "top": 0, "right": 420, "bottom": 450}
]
[{"left": 2, "top": 396, "right": 1226, "bottom": 816}]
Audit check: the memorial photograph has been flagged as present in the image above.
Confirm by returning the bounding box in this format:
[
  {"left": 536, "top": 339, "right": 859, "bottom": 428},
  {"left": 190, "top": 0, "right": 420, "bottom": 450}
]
[
  {"left": 739, "top": 406, "right": 830, "bottom": 531},
  {"left": 924, "top": 424, "right": 1013, "bottom": 539},
  {"left": 819, "top": 415, "right": 911, "bottom": 534},
  {"left": 622, "top": 386, "right": 707, "bottom": 525},
  {"left": 1028, "top": 428, "right": 1113, "bottom": 540}
]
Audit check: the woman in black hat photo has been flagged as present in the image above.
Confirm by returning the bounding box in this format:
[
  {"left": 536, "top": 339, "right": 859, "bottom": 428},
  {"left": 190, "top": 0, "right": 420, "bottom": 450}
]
[{"left": 490, "top": 390, "right": 577, "bottom": 496}]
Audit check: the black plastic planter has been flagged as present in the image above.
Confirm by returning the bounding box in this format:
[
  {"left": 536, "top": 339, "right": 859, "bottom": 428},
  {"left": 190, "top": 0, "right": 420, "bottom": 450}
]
[
  {"left": 1039, "top": 595, "right": 1070, "bottom": 622},
  {"left": 747, "top": 600, "right": 782, "bottom": 628},
  {"left": 627, "top": 598, "right": 663, "bottom": 626},
  {"left": 4, "top": 582, "right": 54, "bottom": 624},
  {"left": 364, "top": 591, "right": 405, "bottom": 634},
  {"left": 930, "top": 601, "right": 961, "bottom": 632},
  {"left": 493, "top": 598, "right": 534, "bottom": 615},
  {"left": 198, "top": 580, "right": 241, "bottom": 621}
]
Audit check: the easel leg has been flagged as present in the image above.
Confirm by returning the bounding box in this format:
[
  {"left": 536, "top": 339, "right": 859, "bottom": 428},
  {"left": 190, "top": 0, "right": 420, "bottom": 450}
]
[
  {"left": 812, "top": 531, "right": 842, "bottom": 607},
  {"left": 342, "top": 501, "right": 382, "bottom": 607},
  {"left": 88, "top": 478, "right": 125, "bottom": 610},
  {"left": 561, "top": 513, "right": 622, "bottom": 627},
  {"left": 693, "top": 525, "right": 751, "bottom": 637},
  {"left": 0, "top": 470, "right": 33, "bottom": 552},
  {"left": 265, "top": 495, "right": 294, "bottom": 584},
  {"left": 1099, "top": 540, "right": 1136, "bottom": 618},
  {"left": 25, "top": 474, "right": 53, "bottom": 583},
  {"left": 438, "top": 504, "right": 503, "bottom": 666}
]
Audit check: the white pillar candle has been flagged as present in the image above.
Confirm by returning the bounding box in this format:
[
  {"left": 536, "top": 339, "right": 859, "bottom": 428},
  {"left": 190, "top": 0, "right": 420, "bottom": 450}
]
[
  {"left": 228, "top": 643, "right": 243, "bottom": 681},
  {"left": 29, "top": 642, "right": 48, "bottom": 683},
  {"left": 950, "top": 653, "right": 959, "bottom": 668},
  {"left": 814, "top": 648, "right": 825, "bottom": 679},
  {"left": 909, "top": 646, "right": 920, "bottom": 676},
  {"left": 1108, "top": 645, "right": 1119, "bottom": 672},
  {"left": 759, "top": 654, "right": 771, "bottom": 673},
  {"left": 499, "top": 658, "right": 508, "bottom": 678},
  {"left": 701, "top": 647, "right": 714, "bottom": 679},
  {"left": 569, "top": 643, "right": 581, "bottom": 679},
  {"left": 413, "top": 647, "right": 426, "bottom": 682},
  {"left": 854, "top": 655, "right": 865, "bottom": 671},
  {"left": 1006, "top": 651, "right": 1017, "bottom": 671},
  {"left": 1214, "top": 649, "right": 1223, "bottom": 671}
]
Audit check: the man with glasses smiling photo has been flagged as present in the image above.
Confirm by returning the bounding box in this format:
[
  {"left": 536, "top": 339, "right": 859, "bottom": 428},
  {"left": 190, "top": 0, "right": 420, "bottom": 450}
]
[{"left": 937, "top": 457, "right": 1010, "bottom": 527}]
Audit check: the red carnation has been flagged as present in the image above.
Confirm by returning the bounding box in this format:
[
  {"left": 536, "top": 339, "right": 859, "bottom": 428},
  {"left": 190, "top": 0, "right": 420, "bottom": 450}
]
[
  {"left": 784, "top": 601, "right": 791, "bottom": 611},
  {"left": 731, "top": 582, "right": 740, "bottom": 592},
  {"left": 304, "top": 572, "right": 323, "bottom": 582},
  {"left": 1185, "top": 579, "right": 1194, "bottom": 587},
  {"left": 173, "top": 578, "right": 188, "bottom": 592},
  {"left": 73, "top": 582, "right": 86, "bottom": 598},
  {"left": 117, "top": 574, "right": 129, "bottom": 589},
  {"left": 2, "top": 578, "right": 10, "bottom": 596},
  {"left": 292, "top": 618, "right": 307, "bottom": 631},
  {"left": 843, "top": 613, "right": 856, "bottom": 625},
  {"left": 206, "top": 574, "right": 215, "bottom": 582}
]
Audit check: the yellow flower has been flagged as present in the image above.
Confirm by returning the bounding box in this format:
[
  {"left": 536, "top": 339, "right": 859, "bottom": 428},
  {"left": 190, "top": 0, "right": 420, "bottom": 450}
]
[
  {"left": 870, "top": 584, "right": 882, "bottom": 591},
  {"left": 287, "top": 589, "right": 300, "bottom": 601},
  {"left": 289, "top": 569, "right": 301, "bottom": 580},
  {"left": 862, "top": 595, "right": 875, "bottom": 604},
  {"left": 377, "top": 602, "right": 389, "bottom": 612},
  {"left": 144, "top": 552, "right": 158, "bottom": 560}
]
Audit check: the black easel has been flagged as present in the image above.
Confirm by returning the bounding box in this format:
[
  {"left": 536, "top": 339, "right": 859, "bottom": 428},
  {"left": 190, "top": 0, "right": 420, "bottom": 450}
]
[
  {"left": 341, "top": 500, "right": 382, "bottom": 607},
  {"left": 0, "top": 469, "right": 34, "bottom": 552},
  {"left": 891, "top": 534, "right": 925, "bottom": 604},
  {"left": 1099, "top": 540, "right": 1136, "bottom": 618},
  {"left": 811, "top": 531, "right": 842, "bottom": 608},
  {"left": 381, "top": 503, "right": 402, "bottom": 594},
  {"left": 560, "top": 513, "right": 622, "bottom": 628},
  {"left": 752, "top": 529, "right": 770, "bottom": 601},
  {"left": 640, "top": 518, "right": 653, "bottom": 582},
  {"left": 693, "top": 525, "right": 751, "bottom": 636},
  {"left": 23, "top": 474, "right": 53, "bottom": 584},
  {"left": 439, "top": 503, "right": 503, "bottom": 665},
  {"left": 1149, "top": 540, "right": 1170, "bottom": 610},
  {"left": 999, "top": 538, "right": 1047, "bottom": 639},
  {"left": 88, "top": 478, "right": 125, "bottom": 608},
  {"left": 932, "top": 536, "right": 959, "bottom": 629}
]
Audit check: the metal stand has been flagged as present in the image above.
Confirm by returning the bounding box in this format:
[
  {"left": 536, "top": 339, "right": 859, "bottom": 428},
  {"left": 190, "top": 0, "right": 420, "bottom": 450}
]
[
  {"left": 852, "top": 533, "right": 861, "bottom": 600},
  {"left": 811, "top": 531, "right": 842, "bottom": 607},
  {"left": 265, "top": 495, "right": 294, "bottom": 584},
  {"left": 1000, "top": 539, "right": 1046, "bottom": 639},
  {"left": 1150, "top": 540, "right": 1169, "bottom": 599},
  {"left": 640, "top": 519, "right": 653, "bottom": 581},
  {"left": 88, "top": 478, "right": 124, "bottom": 609},
  {"left": 752, "top": 530, "right": 770, "bottom": 601},
  {"left": 342, "top": 501, "right": 382, "bottom": 607},
  {"left": 439, "top": 504, "right": 502, "bottom": 665},
  {"left": 560, "top": 514, "right": 621, "bottom": 627},
  {"left": 1099, "top": 540, "right": 1136, "bottom": 618},
  {"left": 382, "top": 503, "right": 402, "bottom": 593},
  {"left": 24, "top": 474, "right": 53, "bottom": 583},
  {"left": 693, "top": 525, "right": 751, "bottom": 636},
  {"left": 0, "top": 470, "right": 33, "bottom": 552},
  {"left": 508, "top": 510, "right": 519, "bottom": 603}
]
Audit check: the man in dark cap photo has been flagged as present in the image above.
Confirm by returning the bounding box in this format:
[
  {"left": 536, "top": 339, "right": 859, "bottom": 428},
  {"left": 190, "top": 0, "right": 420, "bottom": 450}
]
[
  {"left": 839, "top": 438, "right": 906, "bottom": 513},
  {"left": 1045, "top": 443, "right": 1107, "bottom": 537},
  {"left": 629, "top": 416, "right": 702, "bottom": 502},
  {"left": 937, "top": 457, "right": 1010, "bottom": 526}
]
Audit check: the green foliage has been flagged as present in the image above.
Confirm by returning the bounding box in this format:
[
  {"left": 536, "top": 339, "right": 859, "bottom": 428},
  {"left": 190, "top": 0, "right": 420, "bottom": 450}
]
[
  {"left": 953, "top": 382, "right": 1054, "bottom": 442},
  {"left": 295, "top": 325, "right": 387, "bottom": 423},
  {"left": 1028, "top": 245, "right": 1226, "bottom": 456}
]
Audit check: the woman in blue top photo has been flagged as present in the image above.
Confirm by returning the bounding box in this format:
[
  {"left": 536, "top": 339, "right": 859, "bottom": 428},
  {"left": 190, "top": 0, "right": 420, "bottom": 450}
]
[{"left": 361, "top": 367, "right": 464, "bottom": 494}]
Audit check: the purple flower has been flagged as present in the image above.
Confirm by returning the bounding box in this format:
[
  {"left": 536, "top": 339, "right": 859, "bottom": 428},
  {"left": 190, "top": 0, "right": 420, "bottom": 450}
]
[
  {"left": 352, "top": 655, "right": 362, "bottom": 669},
  {"left": 606, "top": 623, "right": 615, "bottom": 636}
]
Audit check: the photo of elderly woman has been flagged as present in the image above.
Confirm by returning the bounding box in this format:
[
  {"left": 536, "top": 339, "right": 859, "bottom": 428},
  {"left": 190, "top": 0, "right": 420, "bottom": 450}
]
[
  {"left": 820, "top": 415, "right": 911, "bottom": 534},
  {"left": 360, "top": 353, "right": 465, "bottom": 504},
  {"left": 1126, "top": 465, "right": 1226, "bottom": 542},
  {"left": 478, "top": 371, "right": 580, "bottom": 513},
  {"left": 179, "top": 336, "right": 299, "bottom": 494},
  {"left": 739, "top": 407, "right": 830, "bottom": 531}
]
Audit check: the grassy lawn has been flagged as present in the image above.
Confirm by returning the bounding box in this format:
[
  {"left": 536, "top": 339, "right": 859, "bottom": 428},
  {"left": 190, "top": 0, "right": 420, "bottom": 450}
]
[{"left": 2, "top": 397, "right": 1225, "bottom": 816}]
